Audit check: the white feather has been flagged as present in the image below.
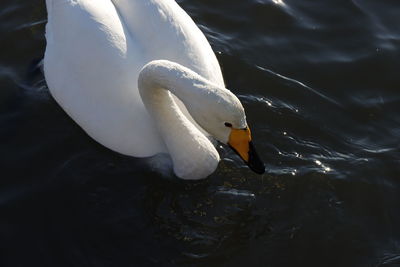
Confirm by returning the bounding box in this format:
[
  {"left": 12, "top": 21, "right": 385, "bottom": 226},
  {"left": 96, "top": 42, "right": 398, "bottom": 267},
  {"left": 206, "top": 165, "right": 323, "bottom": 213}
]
[{"left": 44, "top": 0, "right": 246, "bottom": 179}]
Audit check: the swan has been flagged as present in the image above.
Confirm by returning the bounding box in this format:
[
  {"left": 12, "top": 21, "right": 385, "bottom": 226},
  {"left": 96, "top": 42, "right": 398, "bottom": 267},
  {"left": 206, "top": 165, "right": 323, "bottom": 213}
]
[{"left": 44, "top": 0, "right": 265, "bottom": 179}]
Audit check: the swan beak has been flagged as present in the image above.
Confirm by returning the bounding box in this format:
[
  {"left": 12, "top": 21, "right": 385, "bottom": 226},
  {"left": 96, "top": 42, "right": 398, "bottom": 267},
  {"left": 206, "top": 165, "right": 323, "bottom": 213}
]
[{"left": 228, "top": 127, "right": 265, "bottom": 174}]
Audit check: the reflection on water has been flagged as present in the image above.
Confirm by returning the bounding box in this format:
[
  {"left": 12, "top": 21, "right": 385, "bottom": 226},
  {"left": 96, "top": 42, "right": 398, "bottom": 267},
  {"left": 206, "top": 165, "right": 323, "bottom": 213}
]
[{"left": 1, "top": 0, "right": 400, "bottom": 266}]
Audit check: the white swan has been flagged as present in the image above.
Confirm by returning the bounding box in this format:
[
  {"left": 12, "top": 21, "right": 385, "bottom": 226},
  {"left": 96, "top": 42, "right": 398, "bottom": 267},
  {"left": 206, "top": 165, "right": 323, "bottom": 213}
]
[{"left": 44, "top": 0, "right": 264, "bottom": 179}]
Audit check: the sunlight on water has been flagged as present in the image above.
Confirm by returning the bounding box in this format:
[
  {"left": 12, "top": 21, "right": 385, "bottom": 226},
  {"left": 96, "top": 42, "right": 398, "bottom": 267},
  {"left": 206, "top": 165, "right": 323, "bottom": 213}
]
[
  {"left": 272, "top": 0, "right": 286, "bottom": 6},
  {"left": 315, "top": 159, "right": 331, "bottom": 173}
]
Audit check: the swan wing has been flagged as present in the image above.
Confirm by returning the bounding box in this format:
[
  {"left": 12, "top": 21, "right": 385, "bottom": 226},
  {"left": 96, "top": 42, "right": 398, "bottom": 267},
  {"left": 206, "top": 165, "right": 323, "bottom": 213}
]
[
  {"left": 44, "top": 0, "right": 166, "bottom": 156},
  {"left": 111, "top": 0, "right": 224, "bottom": 86}
]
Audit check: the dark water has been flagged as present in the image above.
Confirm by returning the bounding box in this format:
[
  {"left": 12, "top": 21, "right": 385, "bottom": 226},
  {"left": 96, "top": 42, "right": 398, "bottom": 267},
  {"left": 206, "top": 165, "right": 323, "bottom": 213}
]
[{"left": 1, "top": 0, "right": 400, "bottom": 266}]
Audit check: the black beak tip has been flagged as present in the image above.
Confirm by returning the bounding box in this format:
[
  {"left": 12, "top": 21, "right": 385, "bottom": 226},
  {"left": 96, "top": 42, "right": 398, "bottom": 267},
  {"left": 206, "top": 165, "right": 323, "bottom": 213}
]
[
  {"left": 248, "top": 141, "right": 265, "bottom": 175},
  {"left": 248, "top": 161, "right": 265, "bottom": 174}
]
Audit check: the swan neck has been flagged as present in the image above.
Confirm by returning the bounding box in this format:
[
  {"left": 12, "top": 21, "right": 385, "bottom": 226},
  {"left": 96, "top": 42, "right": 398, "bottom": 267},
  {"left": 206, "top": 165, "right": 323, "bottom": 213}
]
[
  {"left": 138, "top": 60, "right": 219, "bottom": 179},
  {"left": 138, "top": 60, "right": 215, "bottom": 111}
]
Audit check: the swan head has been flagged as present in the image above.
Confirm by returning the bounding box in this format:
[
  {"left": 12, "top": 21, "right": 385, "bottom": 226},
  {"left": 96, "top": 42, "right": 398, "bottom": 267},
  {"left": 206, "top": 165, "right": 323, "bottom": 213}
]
[
  {"left": 186, "top": 87, "right": 265, "bottom": 174},
  {"left": 138, "top": 60, "right": 264, "bottom": 175}
]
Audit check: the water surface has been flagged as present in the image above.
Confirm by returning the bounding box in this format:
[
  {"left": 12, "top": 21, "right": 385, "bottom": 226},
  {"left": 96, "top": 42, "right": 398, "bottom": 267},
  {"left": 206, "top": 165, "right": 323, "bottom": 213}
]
[{"left": 1, "top": 0, "right": 400, "bottom": 266}]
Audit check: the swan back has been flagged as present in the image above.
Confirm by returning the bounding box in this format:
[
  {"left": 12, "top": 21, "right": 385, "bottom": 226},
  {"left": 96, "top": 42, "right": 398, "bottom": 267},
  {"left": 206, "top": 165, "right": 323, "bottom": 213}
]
[
  {"left": 111, "top": 0, "right": 224, "bottom": 86},
  {"left": 44, "top": 0, "right": 224, "bottom": 158}
]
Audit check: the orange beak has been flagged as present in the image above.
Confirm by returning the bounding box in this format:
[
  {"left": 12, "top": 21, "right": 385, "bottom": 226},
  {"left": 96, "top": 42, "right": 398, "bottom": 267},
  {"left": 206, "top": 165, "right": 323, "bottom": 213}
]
[{"left": 228, "top": 127, "right": 265, "bottom": 174}]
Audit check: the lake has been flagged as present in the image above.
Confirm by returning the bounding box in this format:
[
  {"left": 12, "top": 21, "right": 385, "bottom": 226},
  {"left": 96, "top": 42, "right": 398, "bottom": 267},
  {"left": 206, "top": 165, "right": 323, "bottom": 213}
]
[{"left": 1, "top": 0, "right": 399, "bottom": 266}]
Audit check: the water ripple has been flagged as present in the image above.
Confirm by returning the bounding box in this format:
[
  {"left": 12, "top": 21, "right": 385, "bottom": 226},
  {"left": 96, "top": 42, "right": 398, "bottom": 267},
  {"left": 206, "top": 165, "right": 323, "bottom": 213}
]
[{"left": 255, "top": 65, "right": 342, "bottom": 106}]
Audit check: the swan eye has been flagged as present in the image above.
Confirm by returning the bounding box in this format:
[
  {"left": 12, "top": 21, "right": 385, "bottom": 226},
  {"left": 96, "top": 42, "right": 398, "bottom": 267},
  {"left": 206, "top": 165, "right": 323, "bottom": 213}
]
[{"left": 224, "top": 122, "right": 232, "bottom": 128}]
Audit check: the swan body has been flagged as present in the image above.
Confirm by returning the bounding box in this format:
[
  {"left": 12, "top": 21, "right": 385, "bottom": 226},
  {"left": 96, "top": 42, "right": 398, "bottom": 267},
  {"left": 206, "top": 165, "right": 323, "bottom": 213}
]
[{"left": 44, "top": 0, "right": 264, "bottom": 179}]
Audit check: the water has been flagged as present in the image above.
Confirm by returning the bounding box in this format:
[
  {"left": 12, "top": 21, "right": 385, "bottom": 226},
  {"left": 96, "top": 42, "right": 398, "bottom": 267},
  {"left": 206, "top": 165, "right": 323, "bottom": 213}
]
[{"left": 1, "top": 0, "right": 400, "bottom": 266}]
